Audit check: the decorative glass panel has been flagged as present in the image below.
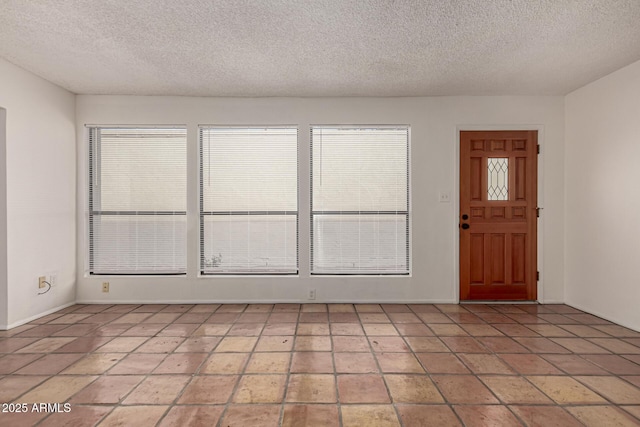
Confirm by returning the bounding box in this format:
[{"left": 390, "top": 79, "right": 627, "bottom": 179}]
[{"left": 487, "top": 158, "right": 509, "bottom": 201}]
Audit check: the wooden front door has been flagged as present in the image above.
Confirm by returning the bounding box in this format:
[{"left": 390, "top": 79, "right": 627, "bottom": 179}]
[{"left": 459, "top": 130, "right": 538, "bottom": 301}]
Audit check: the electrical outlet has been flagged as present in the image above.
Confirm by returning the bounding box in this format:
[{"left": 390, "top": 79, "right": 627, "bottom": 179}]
[
  {"left": 102, "top": 282, "right": 110, "bottom": 293},
  {"left": 38, "top": 276, "right": 47, "bottom": 289},
  {"left": 308, "top": 288, "right": 316, "bottom": 300}
]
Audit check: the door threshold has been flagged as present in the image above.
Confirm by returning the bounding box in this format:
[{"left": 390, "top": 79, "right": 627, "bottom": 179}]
[{"left": 460, "top": 301, "right": 539, "bottom": 305}]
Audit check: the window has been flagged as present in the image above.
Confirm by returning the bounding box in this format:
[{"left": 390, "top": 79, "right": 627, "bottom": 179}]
[
  {"left": 200, "top": 127, "right": 298, "bottom": 274},
  {"left": 311, "top": 126, "right": 410, "bottom": 274},
  {"left": 88, "top": 127, "right": 187, "bottom": 274}
]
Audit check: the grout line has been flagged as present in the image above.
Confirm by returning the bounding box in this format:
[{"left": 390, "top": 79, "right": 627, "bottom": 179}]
[{"left": 1, "top": 302, "right": 640, "bottom": 426}]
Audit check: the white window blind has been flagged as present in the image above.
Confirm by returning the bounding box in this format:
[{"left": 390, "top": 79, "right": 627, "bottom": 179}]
[
  {"left": 88, "top": 127, "right": 187, "bottom": 274},
  {"left": 311, "top": 126, "right": 410, "bottom": 274},
  {"left": 200, "top": 127, "right": 298, "bottom": 274}
]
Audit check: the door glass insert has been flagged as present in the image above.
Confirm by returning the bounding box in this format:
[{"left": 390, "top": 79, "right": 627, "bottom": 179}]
[{"left": 488, "top": 158, "right": 509, "bottom": 200}]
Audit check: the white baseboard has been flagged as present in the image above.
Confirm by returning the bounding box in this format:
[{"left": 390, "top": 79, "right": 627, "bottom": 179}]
[
  {"left": 461, "top": 301, "right": 539, "bottom": 304},
  {"left": 564, "top": 301, "right": 640, "bottom": 333},
  {"left": 3, "top": 301, "right": 76, "bottom": 330},
  {"left": 76, "top": 298, "right": 459, "bottom": 305}
]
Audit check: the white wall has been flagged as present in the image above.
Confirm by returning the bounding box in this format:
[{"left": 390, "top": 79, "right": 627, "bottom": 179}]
[
  {"left": 565, "top": 59, "right": 640, "bottom": 331},
  {"left": 76, "top": 95, "right": 565, "bottom": 304},
  {"left": 0, "top": 59, "right": 76, "bottom": 328}
]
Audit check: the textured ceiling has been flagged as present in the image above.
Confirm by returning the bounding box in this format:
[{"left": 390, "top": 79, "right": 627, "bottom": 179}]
[{"left": 2, "top": 0, "right": 640, "bottom": 97}]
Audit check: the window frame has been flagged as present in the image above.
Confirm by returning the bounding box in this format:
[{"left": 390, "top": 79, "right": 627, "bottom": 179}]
[
  {"left": 87, "top": 125, "right": 188, "bottom": 276},
  {"left": 310, "top": 125, "right": 411, "bottom": 276},
  {"left": 198, "top": 125, "right": 300, "bottom": 275}
]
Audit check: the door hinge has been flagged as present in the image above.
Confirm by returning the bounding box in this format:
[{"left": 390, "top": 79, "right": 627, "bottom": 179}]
[
  {"left": 536, "top": 271, "right": 540, "bottom": 281},
  {"left": 536, "top": 207, "right": 542, "bottom": 217},
  {"left": 537, "top": 144, "right": 540, "bottom": 154}
]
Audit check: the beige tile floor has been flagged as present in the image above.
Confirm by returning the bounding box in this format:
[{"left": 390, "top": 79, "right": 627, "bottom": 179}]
[{"left": 0, "top": 303, "right": 639, "bottom": 426}]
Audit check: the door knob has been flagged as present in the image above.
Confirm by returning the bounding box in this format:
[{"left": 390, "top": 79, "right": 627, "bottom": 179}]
[{"left": 461, "top": 223, "right": 470, "bottom": 230}]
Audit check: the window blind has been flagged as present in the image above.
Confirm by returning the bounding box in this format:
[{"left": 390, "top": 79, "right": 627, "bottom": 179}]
[
  {"left": 200, "top": 127, "right": 298, "bottom": 274},
  {"left": 88, "top": 127, "right": 187, "bottom": 274},
  {"left": 311, "top": 126, "right": 410, "bottom": 274}
]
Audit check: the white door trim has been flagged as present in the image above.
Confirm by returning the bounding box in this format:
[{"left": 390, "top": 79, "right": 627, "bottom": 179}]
[{"left": 454, "top": 124, "right": 545, "bottom": 303}]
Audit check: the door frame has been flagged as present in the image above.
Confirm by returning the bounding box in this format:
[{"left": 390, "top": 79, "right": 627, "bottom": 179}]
[{"left": 455, "top": 125, "right": 544, "bottom": 303}]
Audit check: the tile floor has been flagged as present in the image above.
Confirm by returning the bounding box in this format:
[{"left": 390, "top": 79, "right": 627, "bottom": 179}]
[{"left": 0, "top": 303, "right": 639, "bottom": 426}]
